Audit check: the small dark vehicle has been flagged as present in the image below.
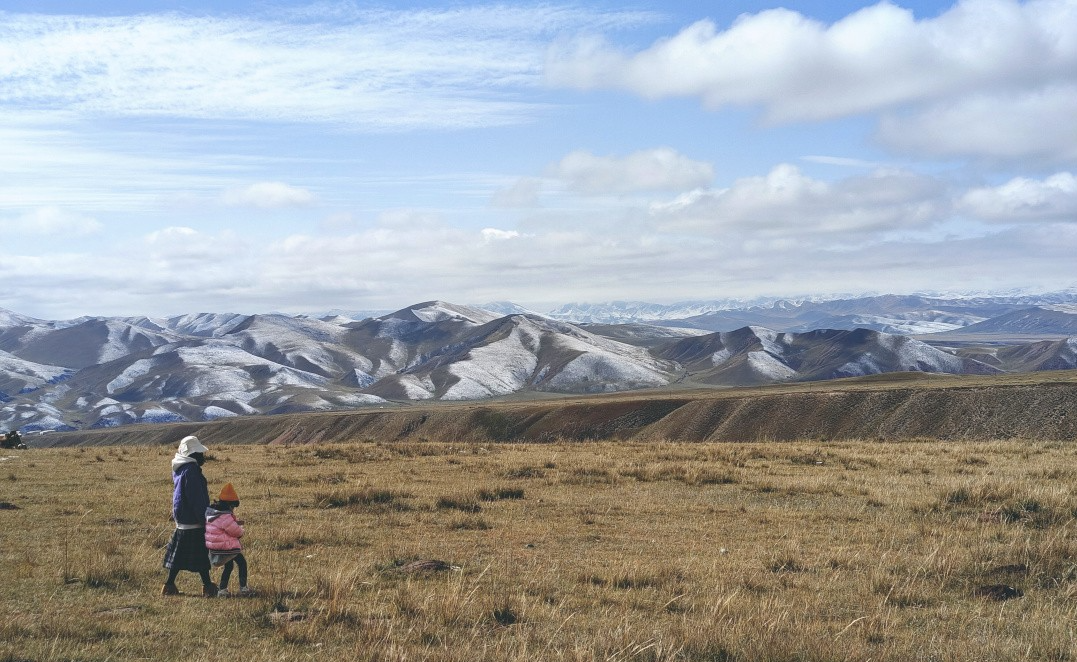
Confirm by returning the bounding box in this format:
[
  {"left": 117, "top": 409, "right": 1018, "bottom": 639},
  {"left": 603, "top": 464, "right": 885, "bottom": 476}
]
[{"left": 1, "top": 430, "right": 27, "bottom": 450}]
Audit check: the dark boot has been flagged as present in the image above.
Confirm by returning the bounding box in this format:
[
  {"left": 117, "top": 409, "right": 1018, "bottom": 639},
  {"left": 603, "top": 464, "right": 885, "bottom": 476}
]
[
  {"left": 202, "top": 583, "right": 219, "bottom": 598},
  {"left": 162, "top": 582, "right": 180, "bottom": 596}
]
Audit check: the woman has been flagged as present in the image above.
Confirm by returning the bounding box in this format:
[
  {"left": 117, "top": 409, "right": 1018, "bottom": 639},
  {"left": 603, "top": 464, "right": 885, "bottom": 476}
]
[{"left": 161, "top": 435, "right": 218, "bottom": 597}]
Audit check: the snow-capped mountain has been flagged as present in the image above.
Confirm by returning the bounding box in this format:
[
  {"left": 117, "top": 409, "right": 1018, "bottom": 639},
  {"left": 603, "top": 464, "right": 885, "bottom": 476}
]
[
  {"left": 655, "top": 326, "right": 998, "bottom": 386},
  {"left": 0, "top": 351, "right": 74, "bottom": 400},
  {"left": 577, "top": 323, "right": 711, "bottom": 349},
  {"left": 933, "top": 306, "right": 1077, "bottom": 337},
  {"left": 158, "top": 312, "right": 252, "bottom": 338},
  {"left": 474, "top": 301, "right": 546, "bottom": 318},
  {"left": 0, "top": 316, "right": 182, "bottom": 368},
  {"left": 559, "top": 293, "right": 1077, "bottom": 334},
  {"left": 547, "top": 299, "right": 753, "bottom": 324},
  {"left": 958, "top": 338, "right": 1077, "bottom": 373},
  {"left": 997, "top": 338, "right": 1077, "bottom": 372},
  {"left": 365, "top": 314, "right": 676, "bottom": 400},
  {"left": 312, "top": 308, "right": 392, "bottom": 322},
  {"left": 783, "top": 311, "right": 984, "bottom": 335},
  {"left": 2, "top": 294, "right": 1076, "bottom": 433},
  {"left": 0, "top": 302, "right": 676, "bottom": 431}
]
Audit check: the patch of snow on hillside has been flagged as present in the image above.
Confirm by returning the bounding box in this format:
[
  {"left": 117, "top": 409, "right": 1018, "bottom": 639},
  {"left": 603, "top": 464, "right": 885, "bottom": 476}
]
[
  {"left": 106, "top": 358, "right": 156, "bottom": 394},
  {"left": 0, "top": 309, "right": 41, "bottom": 327},
  {"left": 711, "top": 348, "right": 733, "bottom": 366},
  {"left": 264, "top": 367, "right": 328, "bottom": 389},
  {"left": 545, "top": 352, "right": 668, "bottom": 391},
  {"left": 97, "top": 322, "right": 175, "bottom": 364},
  {"left": 410, "top": 302, "right": 498, "bottom": 325},
  {"left": 750, "top": 327, "right": 789, "bottom": 358},
  {"left": 552, "top": 323, "right": 673, "bottom": 373},
  {"left": 331, "top": 394, "right": 388, "bottom": 406},
  {"left": 227, "top": 316, "right": 359, "bottom": 375},
  {"left": 39, "top": 384, "right": 70, "bottom": 404},
  {"left": 375, "top": 317, "right": 414, "bottom": 341},
  {"left": 0, "top": 351, "right": 72, "bottom": 385},
  {"left": 181, "top": 368, "right": 255, "bottom": 398},
  {"left": 374, "top": 319, "right": 416, "bottom": 369},
  {"left": 1045, "top": 304, "right": 1077, "bottom": 314},
  {"left": 167, "top": 313, "right": 249, "bottom": 337},
  {"left": 168, "top": 344, "right": 327, "bottom": 396},
  {"left": 835, "top": 356, "right": 881, "bottom": 377},
  {"left": 893, "top": 338, "right": 965, "bottom": 372},
  {"left": 349, "top": 369, "right": 376, "bottom": 387},
  {"left": 293, "top": 397, "right": 332, "bottom": 411},
  {"left": 884, "top": 320, "right": 962, "bottom": 334},
  {"left": 746, "top": 351, "right": 797, "bottom": 381},
  {"left": 140, "top": 408, "right": 184, "bottom": 424},
  {"left": 202, "top": 406, "right": 238, "bottom": 420},
  {"left": 395, "top": 375, "right": 435, "bottom": 400},
  {"left": 442, "top": 325, "right": 539, "bottom": 399}
]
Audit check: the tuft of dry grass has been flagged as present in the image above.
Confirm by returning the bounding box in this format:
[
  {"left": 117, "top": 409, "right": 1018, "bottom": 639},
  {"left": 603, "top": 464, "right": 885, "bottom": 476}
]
[{"left": 2, "top": 439, "right": 1077, "bottom": 661}]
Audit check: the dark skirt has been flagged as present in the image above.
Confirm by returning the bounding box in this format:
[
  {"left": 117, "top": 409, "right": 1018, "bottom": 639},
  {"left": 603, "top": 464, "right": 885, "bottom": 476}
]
[{"left": 163, "top": 527, "right": 210, "bottom": 572}]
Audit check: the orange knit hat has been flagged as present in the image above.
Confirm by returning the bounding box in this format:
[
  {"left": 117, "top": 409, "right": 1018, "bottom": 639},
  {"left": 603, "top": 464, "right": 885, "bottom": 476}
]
[{"left": 219, "top": 483, "right": 239, "bottom": 502}]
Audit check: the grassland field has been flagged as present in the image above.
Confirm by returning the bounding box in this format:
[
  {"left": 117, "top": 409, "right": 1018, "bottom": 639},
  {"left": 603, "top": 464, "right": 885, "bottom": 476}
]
[{"left": 2, "top": 437, "right": 1077, "bottom": 661}]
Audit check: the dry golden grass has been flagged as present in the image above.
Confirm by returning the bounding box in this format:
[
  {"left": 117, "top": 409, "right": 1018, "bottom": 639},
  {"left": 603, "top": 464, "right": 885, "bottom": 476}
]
[{"left": 2, "top": 439, "right": 1077, "bottom": 661}]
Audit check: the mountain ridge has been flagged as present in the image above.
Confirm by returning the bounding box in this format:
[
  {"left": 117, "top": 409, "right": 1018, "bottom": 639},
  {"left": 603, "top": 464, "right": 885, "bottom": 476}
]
[
  {"left": 30, "top": 372, "right": 1077, "bottom": 447},
  {"left": 2, "top": 294, "right": 1076, "bottom": 432}
]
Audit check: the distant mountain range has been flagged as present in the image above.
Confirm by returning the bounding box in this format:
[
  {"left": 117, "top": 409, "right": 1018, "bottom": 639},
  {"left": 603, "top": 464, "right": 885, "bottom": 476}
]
[
  {"left": 2, "top": 292, "right": 1076, "bottom": 432},
  {"left": 654, "top": 326, "right": 998, "bottom": 386},
  {"left": 543, "top": 292, "right": 1077, "bottom": 331}
]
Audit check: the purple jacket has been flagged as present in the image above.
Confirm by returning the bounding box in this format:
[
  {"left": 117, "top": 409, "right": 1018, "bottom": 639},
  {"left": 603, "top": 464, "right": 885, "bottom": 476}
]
[{"left": 172, "top": 462, "right": 209, "bottom": 526}]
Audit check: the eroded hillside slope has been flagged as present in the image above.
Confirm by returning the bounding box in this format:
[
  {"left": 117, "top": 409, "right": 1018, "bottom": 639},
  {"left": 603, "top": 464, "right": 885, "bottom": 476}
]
[{"left": 35, "top": 372, "right": 1077, "bottom": 447}]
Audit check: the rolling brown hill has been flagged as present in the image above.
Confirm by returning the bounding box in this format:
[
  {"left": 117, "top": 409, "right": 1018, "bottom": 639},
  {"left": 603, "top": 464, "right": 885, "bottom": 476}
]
[{"left": 30, "top": 370, "right": 1077, "bottom": 447}]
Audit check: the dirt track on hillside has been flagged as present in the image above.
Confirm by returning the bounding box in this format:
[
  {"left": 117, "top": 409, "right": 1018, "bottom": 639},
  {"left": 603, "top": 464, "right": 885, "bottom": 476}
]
[{"left": 37, "top": 373, "right": 1077, "bottom": 447}]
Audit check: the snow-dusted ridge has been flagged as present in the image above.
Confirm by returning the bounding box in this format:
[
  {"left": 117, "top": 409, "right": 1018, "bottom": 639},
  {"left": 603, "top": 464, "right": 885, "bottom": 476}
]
[{"left": 3, "top": 294, "right": 1077, "bottom": 432}]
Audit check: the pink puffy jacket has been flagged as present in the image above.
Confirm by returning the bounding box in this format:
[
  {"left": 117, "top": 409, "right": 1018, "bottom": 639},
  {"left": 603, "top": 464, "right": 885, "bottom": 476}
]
[{"left": 205, "top": 507, "right": 244, "bottom": 551}]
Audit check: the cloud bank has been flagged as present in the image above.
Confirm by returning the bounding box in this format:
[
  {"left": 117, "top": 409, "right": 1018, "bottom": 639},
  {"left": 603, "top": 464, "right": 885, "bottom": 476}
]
[
  {"left": 4, "top": 164, "right": 1075, "bottom": 318},
  {"left": 549, "top": 148, "right": 714, "bottom": 195},
  {"left": 0, "top": 207, "right": 102, "bottom": 235},
  {"left": 547, "top": 0, "right": 1077, "bottom": 163},
  {"left": 222, "top": 182, "right": 316, "bottom": 209}
]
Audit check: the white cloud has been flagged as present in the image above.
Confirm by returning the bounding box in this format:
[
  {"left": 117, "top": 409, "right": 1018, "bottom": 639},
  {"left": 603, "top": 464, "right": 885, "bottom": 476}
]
[
  {"left": 547, "top": 0, "right": 1077, "bottom": 121},
  {"left": 0, "top": 207, "right": 102, "bottom": 235},
  {"left": 878, "top": 86, "right": 1077, "bottom": 163},
  {"left": 548, "top": 148, "right": 714, "bottom": 195},
  {"left": 0, "top": 6, "right": 646, "bottom": 130},
  {"left": 144, "top": 226, "right": 251, "bottom": 272},
  {"left": 222, "top": 182, "right": 316, "bottom": 209},
  {"left": 960, "top": 172, "right": 1077, "bottom": 222},
  {"left": 481, "top": 228, "right": 521, "bottom": 243},
  {"left": 5, "top": 194, "right": 1077, "bottom": 319},
  {"left": 652, "top": 164, "right": 948, "bottom": 235},
  {"left": 491, "top": 178, "right": 543, "bottom": 208},
  {"left": 545, "top": 0, "right": 1077, "bottom": 164},
  {"left": 320, "top": 212, "right": 360, "bottom": 232},
  {"left": 376, "top": 209, "right": 444, "bottom": 231},
  {"left": 802, "top": 155, "right": 886, "bottom": 169}
]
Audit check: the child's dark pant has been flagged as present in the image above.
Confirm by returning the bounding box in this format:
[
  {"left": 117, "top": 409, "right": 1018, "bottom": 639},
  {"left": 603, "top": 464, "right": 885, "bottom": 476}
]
[{"left": 220, "top": 553, "right": 248, "bottom": 589}]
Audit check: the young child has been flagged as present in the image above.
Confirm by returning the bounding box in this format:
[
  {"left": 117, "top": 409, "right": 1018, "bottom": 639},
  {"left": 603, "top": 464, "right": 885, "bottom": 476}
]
[{"left": 205, "top": 483, "right": 254, "bottom": 597}]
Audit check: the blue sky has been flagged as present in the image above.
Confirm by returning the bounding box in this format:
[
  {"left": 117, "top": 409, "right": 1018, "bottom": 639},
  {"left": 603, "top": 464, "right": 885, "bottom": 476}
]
[{"left": 1, "top": 0, "right": 1075, "bottom": 318}]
